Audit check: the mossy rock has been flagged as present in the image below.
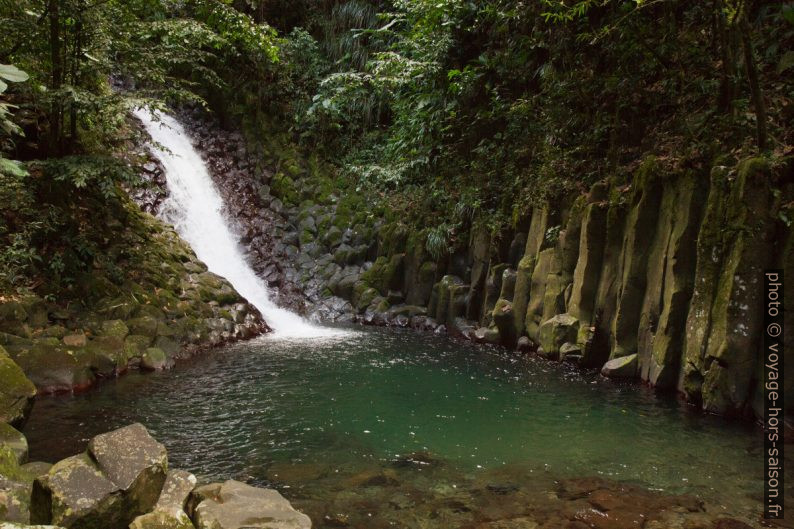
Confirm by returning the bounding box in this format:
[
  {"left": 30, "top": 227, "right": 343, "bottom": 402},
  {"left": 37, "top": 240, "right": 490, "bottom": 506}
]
[
  {"left": 14, "top": 342, "right": 94, "bottom": 394},
  {"left": 126, "top": 317, "right": 159, "bottom": 340},
  {"left": 492, "top": 299, "right": 516, "bottom": 346},
  {"left": 124, "top": 335, "right": 152, "bottom": 362},
  {"left": 141, "top": 348, "right": 168, "bottom": 371},
  {"left": 352, "top": 284, "right": 379, "bottom": 313},
  {"left": 538, "top": 313, "right": 579, "bottom": 360},
  {"left": 361, "top": 255, "right": 405, "bottom": 295},
  {"left": 0, "top": 423, "right": 28, "bottom": 464},
  {"left": 0, "top": 346, "right": 36, "bottom": 426},
  {"left": 85, "top": 336, "right": 127, "bottom": 376},
  {"left": 100, "top": 320, "right": 129, "bottom": 340}
]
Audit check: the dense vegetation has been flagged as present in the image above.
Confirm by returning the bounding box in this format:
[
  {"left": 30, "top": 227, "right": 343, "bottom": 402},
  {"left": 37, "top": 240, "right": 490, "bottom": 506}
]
[{"left": 1, "top": 0, "right": 791, "bottom": 292}]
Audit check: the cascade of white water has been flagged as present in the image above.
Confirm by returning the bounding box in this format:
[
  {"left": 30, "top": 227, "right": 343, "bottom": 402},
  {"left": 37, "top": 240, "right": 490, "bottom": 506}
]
[{"left": 134, "top": 108, "right": 344, "bottom": 338}]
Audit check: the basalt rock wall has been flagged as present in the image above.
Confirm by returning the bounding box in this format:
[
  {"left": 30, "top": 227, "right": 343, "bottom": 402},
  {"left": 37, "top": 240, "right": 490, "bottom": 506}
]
[{"left": 180, "top": 111, "right": 793, "bottom": 422}]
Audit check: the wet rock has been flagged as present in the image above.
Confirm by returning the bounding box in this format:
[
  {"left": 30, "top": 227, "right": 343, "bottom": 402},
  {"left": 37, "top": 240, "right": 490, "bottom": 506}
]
[
  {"left": 601, "top": 354, "right": 638, "bottom": 378},
  {"left": 474, "top": 327, "right": 501, "bottom": 345},
  {"left": 0, "top": 346, "right": 36, "bottom": 426},
  {"left": 515, "top": 336, "right": 532, "bottom": 353},
  {"left": 192, "top": 480, "right": 311, "bottom": 529},
  {"left": 141, "top": 347, "right": 169, "bottom": 371},
  {"left": 14, "top": 342, "right": 94, "bottom": 394}
]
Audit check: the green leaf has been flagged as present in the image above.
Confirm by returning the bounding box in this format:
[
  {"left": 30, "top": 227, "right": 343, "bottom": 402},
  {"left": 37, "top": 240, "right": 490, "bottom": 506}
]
[
  {"left": 0, "top": 64, "right": 29, "bottom": 83},
  {"left": 778, "top": 51, "right": 794, "bottom": 74},
  {"left": 0, "top": 157, "right": 27, "bottom": 177},
  {"left": 0, "top": 79, "right": 6, "bottom": 93},
  {"left": 783, "top": 4, "right": 794, "bottom": 26}
]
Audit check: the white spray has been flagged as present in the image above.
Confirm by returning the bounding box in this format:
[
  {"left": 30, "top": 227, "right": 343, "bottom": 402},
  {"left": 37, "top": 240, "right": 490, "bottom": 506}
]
[{"left": 134, "top": 108, "right": 343, "bottom": 339}]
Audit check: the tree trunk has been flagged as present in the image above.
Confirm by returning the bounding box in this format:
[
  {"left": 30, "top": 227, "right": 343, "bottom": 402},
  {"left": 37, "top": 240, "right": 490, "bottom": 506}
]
[
  {"left": 715, "top": 0, "right": 737, "bottom": 114},
  {"left": 48, "top": 0, "right": 63, "bottom": 154},
  {"left": 739, "top": 3, "right": 768, "bottom": 150}
]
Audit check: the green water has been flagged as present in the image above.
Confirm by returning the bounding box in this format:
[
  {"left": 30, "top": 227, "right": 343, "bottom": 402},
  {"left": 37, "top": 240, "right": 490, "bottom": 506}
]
[{"left": 25, "top": 327, "right": 777, "bottom": 526}]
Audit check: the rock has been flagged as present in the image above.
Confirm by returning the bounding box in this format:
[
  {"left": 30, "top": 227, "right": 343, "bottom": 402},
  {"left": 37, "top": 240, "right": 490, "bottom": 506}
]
[
  {"left": 155, "top": 470, "right": 196, "bottom": 513},
  {"left": 515, "top": 336, "right": 532, "bottom": 353},
  {"left": 101, "top": 320, "right": 130, "bottom": 340},
  {"left": 30, "top": 453, "right": 119, "bottom": 527},
  {"left": 85, "top": 336, "right": 127, "bottom": 376},
  {"left": 129, "top": 510, "right": 194, "bottom": 529},
  {"left": 480, "top": 517, "right": 538, "bottom": 529},
  {"left": 601, "top": 354, "right": 638, "bottom": 378},
  {"left": 0, "top": 346, "right": 36, "bottom": 426},
  {"left": 492, "top": 299, "right": 515, "bottom": 346},
  {"left": 141, "top": 348, "right": 169, "bottom": 371},
  {"left": 0, "top": 423, "right": 27, "bottom": 464},
  {"left": 0, "top": 444, "right": 32, "bottom": 523},
  {"left": 560, "top": 342, "right": 582, "bottom": 358},
  {"left": 128, "top": 469, "right": 196, "bottom": 529},
  {"left": 14, "top": 342, "right": 94, "bottom": 394},
  {"left": 0, "top": 523, "right": 66, "bottom": 528},
  {"left": 62, "top": 334, "right": 87, "bottom": 347},
  {"left": 31, "top": 423, "right": 168, "bottom": 528},
  {"left": 537, "top": 314, "right": 579, "bottom": 360},
  {"left": 192, "top": 480, "right": 311, "bottom": 529},
  {"left": 20, "top": 462, "right": 52, "bottom": 479},
  {"left": 127, "top": 317, "right": 160, "bottom": 340},
  {"left": 473, "top": 327, "right": 501, "bottom": 345}
]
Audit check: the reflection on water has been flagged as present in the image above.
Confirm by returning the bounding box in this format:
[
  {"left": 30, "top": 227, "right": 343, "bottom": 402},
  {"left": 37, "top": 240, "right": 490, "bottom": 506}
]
[{"left": 25, "top": 327, "right": 782, "bottom": 527}]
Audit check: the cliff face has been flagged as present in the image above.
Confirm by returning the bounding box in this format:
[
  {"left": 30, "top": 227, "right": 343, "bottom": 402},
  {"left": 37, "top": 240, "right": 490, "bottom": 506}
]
[{"left": 204, "top": 107, "right": 791, "bottom": 421}]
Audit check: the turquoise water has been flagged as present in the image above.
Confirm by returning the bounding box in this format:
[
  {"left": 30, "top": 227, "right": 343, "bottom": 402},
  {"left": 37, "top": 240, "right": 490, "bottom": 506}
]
[{"left": 24, "top": 327, "right": 778, "bottom": 526}]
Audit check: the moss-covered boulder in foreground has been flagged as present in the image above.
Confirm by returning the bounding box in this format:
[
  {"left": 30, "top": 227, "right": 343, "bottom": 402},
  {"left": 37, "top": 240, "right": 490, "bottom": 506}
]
[{"left": 0, "top": 347, "right": 36, "bottom": 427}]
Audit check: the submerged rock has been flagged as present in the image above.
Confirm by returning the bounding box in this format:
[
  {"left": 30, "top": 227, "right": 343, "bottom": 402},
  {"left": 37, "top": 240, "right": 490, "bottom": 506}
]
[{"left": 191, "top": 480, "right": 311, "bottom": 529}]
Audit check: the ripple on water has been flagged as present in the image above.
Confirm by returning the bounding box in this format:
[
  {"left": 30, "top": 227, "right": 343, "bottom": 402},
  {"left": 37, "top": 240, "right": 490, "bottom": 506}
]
[{"left": 24, "top": 327, "right": 782, "bottom": 526}]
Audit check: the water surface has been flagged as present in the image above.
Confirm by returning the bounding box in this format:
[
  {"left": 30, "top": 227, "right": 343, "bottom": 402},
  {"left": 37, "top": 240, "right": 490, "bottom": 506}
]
[{"left": 26, "top": 327, "right": 774, "bottom": 526}]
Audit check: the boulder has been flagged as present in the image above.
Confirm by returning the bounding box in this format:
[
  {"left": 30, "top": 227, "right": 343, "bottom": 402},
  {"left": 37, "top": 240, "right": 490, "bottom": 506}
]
[
  {"left": 537, "top": 314, "right": 579, "bottom": 360},
  {"left": 129, "top": 510, "right": 194, "bottom": 529},
  {"left": 141, "top": 348, "right": 169, "bottom": 371},
  {"left": 31, "top": 423, "right": 168, "bottom": 528},
  {"left": 100, "top": 320, "right": 130, "bottom": 340},
  {"left": 14, "top": 342, "right": 93, "bottom": 394},
  {"left": 129, "top": 469, "right": 197, "bottom": 529},
  {"left": 155, "top": 470, "right": 196, "bottom": 513},
  {"left": 192, "top": 480, "right": 310, "bottom": 529},
  {"left": 0, "top": 445, "right": 32, "bottom": 523},
  {"left": 0, "top": 346, "right": 36, "bottom": 426},
  {"left": 601, "top": 354, "right": 638, "bottom": 379}
]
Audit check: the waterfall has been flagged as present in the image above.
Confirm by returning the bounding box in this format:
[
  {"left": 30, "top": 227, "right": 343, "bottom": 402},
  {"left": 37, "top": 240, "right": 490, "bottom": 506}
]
[{"left": 133, "top": 108, "right": 342, "bottom": 339}]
